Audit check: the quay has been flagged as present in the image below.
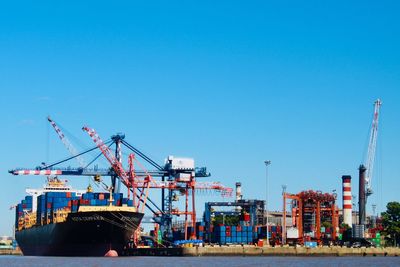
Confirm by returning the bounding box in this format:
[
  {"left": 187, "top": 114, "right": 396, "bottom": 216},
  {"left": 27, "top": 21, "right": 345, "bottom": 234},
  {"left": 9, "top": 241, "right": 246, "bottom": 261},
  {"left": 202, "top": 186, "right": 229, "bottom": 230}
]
[{"left": 124, "top": 246, "right": 400, "bottom": 257}]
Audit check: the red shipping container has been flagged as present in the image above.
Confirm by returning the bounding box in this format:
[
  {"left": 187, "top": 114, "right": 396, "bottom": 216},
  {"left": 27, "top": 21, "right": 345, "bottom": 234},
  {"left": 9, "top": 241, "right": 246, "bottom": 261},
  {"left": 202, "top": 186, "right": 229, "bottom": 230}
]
[
  {"left": 198, "top": 226, "right": 204, "bottom": 231},
  {"left": 66, "top": 192, "right": 71, "bottom": 198},
  {"left": 47, "top": 203, "right": 52, "bottom": 209},
  {"left": 226, "top": 231, "right": 231, "bottom": 237},
  {"left": 244, "top": 214, "right": 250, "bottom": 221},
  {"left": 237, "top": 226, "right": 242, "bottom": 231}
]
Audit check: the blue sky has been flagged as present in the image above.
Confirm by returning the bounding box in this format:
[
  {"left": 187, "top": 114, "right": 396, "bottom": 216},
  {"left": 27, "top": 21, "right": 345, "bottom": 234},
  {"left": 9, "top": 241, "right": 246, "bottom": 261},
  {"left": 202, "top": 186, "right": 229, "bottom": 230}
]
[{"left": 1, "top": 1, "right": 399, "bottom": 236}]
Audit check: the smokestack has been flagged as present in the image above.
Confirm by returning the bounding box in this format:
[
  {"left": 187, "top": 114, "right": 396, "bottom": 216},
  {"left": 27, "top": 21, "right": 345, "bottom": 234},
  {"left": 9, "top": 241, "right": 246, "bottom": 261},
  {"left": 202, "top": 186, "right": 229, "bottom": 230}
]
[
  {"left": 235, "top": 182, "right": 242, "bottom": 202},
  {"left": 359, "top": 165, "right": 367, "bottom": 225},
  {"left": 342, "top": 175, "right": 352, "bottom": 227}
]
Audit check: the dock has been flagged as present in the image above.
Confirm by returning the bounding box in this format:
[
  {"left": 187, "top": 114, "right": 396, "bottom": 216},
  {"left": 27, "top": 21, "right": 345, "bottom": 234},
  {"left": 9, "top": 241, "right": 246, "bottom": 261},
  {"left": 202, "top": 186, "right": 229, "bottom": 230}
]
[{"left": 123, "top": 246, "right": 400, "bottom": 257}]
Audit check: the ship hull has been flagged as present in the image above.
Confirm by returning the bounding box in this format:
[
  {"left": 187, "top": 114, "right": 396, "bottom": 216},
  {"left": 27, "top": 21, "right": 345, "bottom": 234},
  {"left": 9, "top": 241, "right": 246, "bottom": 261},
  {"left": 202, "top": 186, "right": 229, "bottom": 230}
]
[{"left": 16, "top": 210, "right": 143, "bottom": 256}]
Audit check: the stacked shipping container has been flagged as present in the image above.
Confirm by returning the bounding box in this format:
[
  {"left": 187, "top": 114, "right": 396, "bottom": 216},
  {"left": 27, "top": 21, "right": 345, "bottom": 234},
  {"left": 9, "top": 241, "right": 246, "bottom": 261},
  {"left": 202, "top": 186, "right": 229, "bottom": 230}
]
[
  {"left": 211, "top": 225, "right": 257, "bottom": 244},
  {"left": 15, "top": 191, "right": 135, "bottom": 228},
  {"left": 15, "top": 196, "right": 33, "bottom": 229}
]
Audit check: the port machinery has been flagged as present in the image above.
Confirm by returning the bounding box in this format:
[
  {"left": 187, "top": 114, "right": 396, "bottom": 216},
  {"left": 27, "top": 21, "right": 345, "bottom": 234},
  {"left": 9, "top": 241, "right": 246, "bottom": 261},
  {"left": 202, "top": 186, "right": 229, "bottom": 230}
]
[
  {"left": 283, "top": 190, "right": 339, "bottom": 245},
  {"left": 9, "top": 117, "right": 232, "bottom": 245},
  {"left": 359, "top": 99, "right": 381, "bottom": 227}
]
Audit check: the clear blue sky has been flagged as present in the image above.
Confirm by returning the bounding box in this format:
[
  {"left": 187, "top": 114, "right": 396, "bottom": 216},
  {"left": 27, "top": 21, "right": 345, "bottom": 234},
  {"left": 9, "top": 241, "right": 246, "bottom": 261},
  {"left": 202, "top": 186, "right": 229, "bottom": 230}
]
[{"left": 1, "top": 1, "right": 399, "bottom": 236}]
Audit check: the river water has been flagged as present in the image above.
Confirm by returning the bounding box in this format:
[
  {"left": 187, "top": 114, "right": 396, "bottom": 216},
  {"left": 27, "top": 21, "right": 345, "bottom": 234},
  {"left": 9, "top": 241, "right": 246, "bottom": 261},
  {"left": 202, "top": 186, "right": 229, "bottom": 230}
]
[{"left": 0, "top": 256, "right": 399, "bottom": 266}]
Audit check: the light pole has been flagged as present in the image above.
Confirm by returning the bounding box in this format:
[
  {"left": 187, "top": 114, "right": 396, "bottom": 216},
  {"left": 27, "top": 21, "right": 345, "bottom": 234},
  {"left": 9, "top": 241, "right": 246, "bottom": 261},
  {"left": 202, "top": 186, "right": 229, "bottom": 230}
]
[
  {"left": 282, "top": 184, "right": 287, "bottom": 245},
  {"left": 264, "top": 160, "right": 271, "bottom": 246},
  {"left": 372, "top": 204, "right": 377, "bottom": 228}
]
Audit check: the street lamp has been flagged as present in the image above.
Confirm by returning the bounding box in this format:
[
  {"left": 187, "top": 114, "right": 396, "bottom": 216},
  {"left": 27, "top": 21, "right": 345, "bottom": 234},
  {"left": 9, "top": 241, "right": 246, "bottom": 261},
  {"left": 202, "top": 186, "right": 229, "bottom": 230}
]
[
  {"left": 264, "top": 160, "right": 271, "bottom": 246},
  {"left": 282, "top": 184, "right": 287, "bottom": 245}
]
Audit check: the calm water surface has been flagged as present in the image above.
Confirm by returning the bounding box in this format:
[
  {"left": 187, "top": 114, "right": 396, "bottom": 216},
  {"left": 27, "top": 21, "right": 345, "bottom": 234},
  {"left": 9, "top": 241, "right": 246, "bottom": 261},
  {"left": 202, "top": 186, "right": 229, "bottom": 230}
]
[{"left": 0, "top": 256, "right": 399, "bottom": 267}]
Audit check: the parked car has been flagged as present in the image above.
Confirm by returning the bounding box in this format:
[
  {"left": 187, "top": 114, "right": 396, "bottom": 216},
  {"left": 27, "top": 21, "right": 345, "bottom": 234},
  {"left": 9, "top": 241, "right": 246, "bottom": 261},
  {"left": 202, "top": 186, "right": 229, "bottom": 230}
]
[{"left": 351, "top": 238, "right": 376, "bottom": 248}]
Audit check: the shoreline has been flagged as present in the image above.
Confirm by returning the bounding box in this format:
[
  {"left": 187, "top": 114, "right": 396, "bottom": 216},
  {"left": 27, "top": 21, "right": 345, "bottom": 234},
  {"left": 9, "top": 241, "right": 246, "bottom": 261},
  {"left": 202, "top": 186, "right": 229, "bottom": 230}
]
[
  {"left": 124, "top": 246, "right": 400, "bottom": 257},
  {"left": 3, "top": 246, "right": 399, "bottom": 257}
]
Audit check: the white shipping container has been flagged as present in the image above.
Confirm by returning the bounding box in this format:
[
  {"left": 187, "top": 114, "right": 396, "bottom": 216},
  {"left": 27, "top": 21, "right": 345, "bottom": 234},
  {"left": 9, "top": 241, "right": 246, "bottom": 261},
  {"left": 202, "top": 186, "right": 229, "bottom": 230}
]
[
  {"left": 286, "top": 227, "right": 299, "bottom": 239},
  {"left": 175, "top": 173, "right": 192, "bottom": 182}
]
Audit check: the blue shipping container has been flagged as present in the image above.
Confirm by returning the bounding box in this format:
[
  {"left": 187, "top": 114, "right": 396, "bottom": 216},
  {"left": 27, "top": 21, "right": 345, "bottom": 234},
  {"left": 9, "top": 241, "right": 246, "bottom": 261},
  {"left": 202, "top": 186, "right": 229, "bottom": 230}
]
[{"left": 305, "top": 242, "right": 317, "bottom": 248}]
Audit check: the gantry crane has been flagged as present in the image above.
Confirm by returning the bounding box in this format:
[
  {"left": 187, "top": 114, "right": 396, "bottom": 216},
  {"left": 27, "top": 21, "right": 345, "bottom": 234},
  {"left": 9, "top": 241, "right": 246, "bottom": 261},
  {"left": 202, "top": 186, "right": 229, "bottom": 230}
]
[
  {"left": 9, "top": 120, "right": 232, "bottom": 244},
  {"left": 82, "top": 126, "right": 232, "bottom": 241},
  {"left": 359, "top": 99, "right": 381, "bottom": 226}
]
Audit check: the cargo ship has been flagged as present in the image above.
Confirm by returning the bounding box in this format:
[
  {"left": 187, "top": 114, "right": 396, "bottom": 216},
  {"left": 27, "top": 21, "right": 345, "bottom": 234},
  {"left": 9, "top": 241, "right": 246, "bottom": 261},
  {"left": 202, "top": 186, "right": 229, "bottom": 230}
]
[{"left": 14, "top": 177, "right": 143, "bottom": 256}]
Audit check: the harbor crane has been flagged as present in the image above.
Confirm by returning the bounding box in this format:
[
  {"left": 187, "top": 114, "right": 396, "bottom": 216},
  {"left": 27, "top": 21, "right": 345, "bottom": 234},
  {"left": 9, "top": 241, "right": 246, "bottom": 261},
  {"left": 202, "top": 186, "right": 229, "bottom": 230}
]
[
  {"left": 359, "top": 99, "right": 381, "bottom": 226},
  {"left": 10, "top": 119, "right": 232, "bottom": 243}
]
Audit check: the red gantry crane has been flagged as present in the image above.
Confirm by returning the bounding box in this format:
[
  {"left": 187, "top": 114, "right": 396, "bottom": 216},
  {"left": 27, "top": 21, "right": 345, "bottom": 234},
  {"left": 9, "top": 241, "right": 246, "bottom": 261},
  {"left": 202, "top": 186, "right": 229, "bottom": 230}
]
[{"left": 283, "top": 190, "right": 339, "bottom": 245}]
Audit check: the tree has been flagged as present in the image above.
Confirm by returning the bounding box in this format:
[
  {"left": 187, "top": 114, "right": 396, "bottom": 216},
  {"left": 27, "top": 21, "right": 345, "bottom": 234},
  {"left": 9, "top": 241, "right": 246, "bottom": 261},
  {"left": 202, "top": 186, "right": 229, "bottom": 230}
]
[
  {"left": 381, "top": 201, "right": 400, "bottom": 247},
  {"left": 340, "top": 223, "right": 352, "bottom": 241},
  {"left": 212, "top": 215, "right": 239, "bottom": 226}
]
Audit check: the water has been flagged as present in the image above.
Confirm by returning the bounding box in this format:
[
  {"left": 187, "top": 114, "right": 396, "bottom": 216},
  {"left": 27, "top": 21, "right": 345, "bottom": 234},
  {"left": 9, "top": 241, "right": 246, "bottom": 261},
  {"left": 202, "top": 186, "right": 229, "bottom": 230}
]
[{"left": 0, "top": 256, "right": 399, "bottom": 267}]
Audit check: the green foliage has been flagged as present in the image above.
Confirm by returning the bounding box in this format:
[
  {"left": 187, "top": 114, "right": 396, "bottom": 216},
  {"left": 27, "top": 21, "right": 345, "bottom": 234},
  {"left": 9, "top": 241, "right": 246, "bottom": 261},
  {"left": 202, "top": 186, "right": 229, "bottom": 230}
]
[
  {"left": 340, "top": 223, "right": 351, "bottom": 230},
  {"left": 212, "top": 215, "right": 239, "bottom": 226},
  {"left": 322, "top": 221, "right": 332, "bottom": 229},
  {"left": 381, "top": 201, "right": 400, "bottom": 247},
  {"left": 339, "top": 223, "right": 352, "bottom": 241}
]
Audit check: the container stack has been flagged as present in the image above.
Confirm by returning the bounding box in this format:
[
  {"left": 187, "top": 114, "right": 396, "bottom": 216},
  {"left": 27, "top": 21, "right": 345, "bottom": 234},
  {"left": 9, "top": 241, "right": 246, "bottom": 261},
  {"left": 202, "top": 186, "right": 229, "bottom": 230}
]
[
  {"left": 196, "top": 222, "right": 205, "bottom": 240},
  {"left": 257, "top": 225, "right": 282, "bottom": 240},
  {"left": 15, "top": 197, "right": 31, "bottom": 229},
  {"left": 15, "top": 196, "right": 33, "bottom": 229},
  {"left": 80, "top": 192, "right": 133, "bottom": 206},
  {"left": 35, "top": 192, "right": 79, "bottom": 225},
  {"left": 34, "top": 192, "right": 134, "bottom": 226},
  {"left": 212, "top": 225, "right": 256, "bottom": 244}
]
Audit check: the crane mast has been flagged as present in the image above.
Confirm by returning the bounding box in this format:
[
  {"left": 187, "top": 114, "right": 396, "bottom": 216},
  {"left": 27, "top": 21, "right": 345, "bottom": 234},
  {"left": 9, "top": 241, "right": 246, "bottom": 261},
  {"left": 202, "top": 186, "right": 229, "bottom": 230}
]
[
  {"left": 359, "top": 99, "right": 381, "bottom": 227},
  {"left": 365, "top": 99, "right": 381, "bottom": 196}
]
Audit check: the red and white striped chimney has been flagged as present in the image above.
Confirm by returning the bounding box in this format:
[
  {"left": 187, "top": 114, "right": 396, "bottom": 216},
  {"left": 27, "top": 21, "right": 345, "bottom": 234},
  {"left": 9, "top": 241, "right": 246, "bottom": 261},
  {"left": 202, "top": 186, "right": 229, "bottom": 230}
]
[
  {"left": 342, "top": 175, "right": 352, "bottom": 227},
  {"left": 235, "top": 182, "right": 242, "bottom": 202}
]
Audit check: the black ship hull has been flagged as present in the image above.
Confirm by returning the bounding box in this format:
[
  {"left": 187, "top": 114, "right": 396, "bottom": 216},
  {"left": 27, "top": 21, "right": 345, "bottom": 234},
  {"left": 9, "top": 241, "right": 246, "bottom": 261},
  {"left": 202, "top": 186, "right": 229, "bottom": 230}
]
[{"left": 15, "top": 210, "right": 143, "bottom": 256}]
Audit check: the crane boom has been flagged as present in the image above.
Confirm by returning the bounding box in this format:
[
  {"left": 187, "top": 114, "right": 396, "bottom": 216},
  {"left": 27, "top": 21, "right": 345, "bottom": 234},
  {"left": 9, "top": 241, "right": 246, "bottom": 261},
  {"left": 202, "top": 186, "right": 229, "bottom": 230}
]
[
  {"left": 82, "top": 126, "right": 131, "bottom": 187},
  {"left": 365, "top": 99, "right": 381, "bottom": 196},
  {"left": 48, "top": 117, "right": 87, "bottom": 168}
]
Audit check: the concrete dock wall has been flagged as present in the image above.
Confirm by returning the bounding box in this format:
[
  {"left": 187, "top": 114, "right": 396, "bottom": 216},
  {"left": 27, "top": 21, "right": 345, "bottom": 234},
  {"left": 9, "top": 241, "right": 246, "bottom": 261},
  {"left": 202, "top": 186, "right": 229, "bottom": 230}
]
[{"left": 181, "top": 246, "right": 400, "bottom": 257}]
